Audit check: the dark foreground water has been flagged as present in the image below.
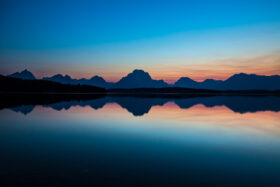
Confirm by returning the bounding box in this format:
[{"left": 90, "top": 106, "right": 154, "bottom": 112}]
[{"left": 1, "top": 96, "right": 280, "bottom": 186}]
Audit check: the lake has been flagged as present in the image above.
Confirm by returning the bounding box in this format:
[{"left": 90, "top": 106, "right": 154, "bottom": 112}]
[{"left": 1, "top": 96, "right": 280, "bottom": 186}]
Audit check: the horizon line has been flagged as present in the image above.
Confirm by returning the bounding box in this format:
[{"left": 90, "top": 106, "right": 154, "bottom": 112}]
[{"left": 5, "top": 68, "right": 280, "bottom": 84}]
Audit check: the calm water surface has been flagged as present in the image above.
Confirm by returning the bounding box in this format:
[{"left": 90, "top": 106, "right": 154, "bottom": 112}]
[{"left": 1, "top": 96, "right": 280, "bottom": 186}]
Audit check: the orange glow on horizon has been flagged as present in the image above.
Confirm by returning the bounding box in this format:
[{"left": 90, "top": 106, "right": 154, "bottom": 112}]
[
  {"left": 23, "top": 52, "right": 280, "bottom": 83},
  {"left": 32, "top": 66, "right": 280, "bottom": 84}
]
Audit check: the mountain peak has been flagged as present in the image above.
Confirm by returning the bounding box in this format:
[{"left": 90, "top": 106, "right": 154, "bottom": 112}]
[
  {"left": 174, "top": 77, "right": 197, "bottom": 88},
  {"left": 90, "top": 75, "right": 105, "bottom": 81},
  {"left": 51, "top": 74, "right": 71, "bottom": 79},
  {"left": 42, "top": 74, "right": 75, "bottom": 85},
  {"left": 114, "top": 69, "right": 168, "bottom": 88},
  {"left": 177, "top": 77, "right": 196, "bottom": 82},
  {"left": 132, "top": 69, "right": 145, "bottom": 74},
  {"left": 226, "top": 73, "right": 257, "bottom": 82},
  {"left": 127, "top": 69, "right": 151, "bottom": 80},
  {"left": 9, "top": 69, "right": 36, "bottom": 80},
  {"left": 89, "top": 75, "right": 107, "bottom": 84}
]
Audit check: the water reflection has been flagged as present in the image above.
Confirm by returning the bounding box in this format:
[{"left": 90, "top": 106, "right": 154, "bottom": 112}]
[
  {"left": 1, "top": 96, "right": 280, "bottom": 186},
  {"left": 5, "top": 96, "right": 280, "bottom": 116}
]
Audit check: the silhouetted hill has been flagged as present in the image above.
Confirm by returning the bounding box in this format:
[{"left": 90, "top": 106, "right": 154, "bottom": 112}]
[
  {"left": 42, "top": 74, "right": 114, "bottom": 88},
  {"left": 175, "top": 77, "right": 198, "bottom": 88},
  {"left": 0, "top": 75, "right": 106, "bottom": 93},
  {"left": 175, "top": 73, "right": 280, "bottom": 90},
  {"left": 80, "top": 75, "right": 114, "bottom": 88},
  {"left": 8, "top": 69, "right": 36, "bottom": 80},
  {"left": 224, "top": 73, "right": 280, "bottom": 90},
  {"left": 43, "top": 74, "right": 75, "bottom": 84},
  {"left": 175, "top": 78, "right": 224, "bottom": 90},
  {"left": 113, "top": 69, "right": 169, "bottom": 88}
]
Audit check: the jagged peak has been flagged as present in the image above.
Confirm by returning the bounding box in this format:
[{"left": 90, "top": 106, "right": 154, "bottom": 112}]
[
  {"left": 15, "top": 69, "right": 33, "bottom": 75},
  {"left": 51, "top": 74, "right": 71, "bottom": 79},
  {"left": 22, "top": 69, "right": 31, "bottom": 73},
  {"left": 9, "top": 69, "right": 36, "bottom": 79}
]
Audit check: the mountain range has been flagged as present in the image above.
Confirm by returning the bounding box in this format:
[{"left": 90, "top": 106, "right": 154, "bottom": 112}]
[{"left": 7, "top": 69, "right": 280, "bottom": 90}]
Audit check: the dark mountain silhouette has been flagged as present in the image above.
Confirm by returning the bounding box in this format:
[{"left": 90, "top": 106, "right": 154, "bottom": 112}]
[
  {"left": 174, "top": 78, "right": 224, "bottom": 90},
  {"left": 113, "top": 69, "right": 169, "bottom": 88},
  {"left": 2, "top": 95, "right": 280, "bottom": 116},
  {"left": 89, "top": 75, "right": 107, "bottom": 85},
  {"left": 42, "top": 70, "right": 168, "bottom": 88},
  {"left": 7, "top": 69, "right": 280, "bottom": 90},
  {"left": 223, "top": 73, "right": 280, "bottom": 90},
  {"left": 43, "top": 74, "right": 75, "bottom": 84},
  {"left": 42, "top": 74, "right": 114, "bottom": 88},
  {"left": 3, "top": 74, "right": 279, "bottom": 98},
  {"left": 175, "top": 77, "right": 198, "bottom": 88},
  {"left": 0, "top": 75, "right": 106, "bottom": 93},
  {"left": 8, "top": 69, "right": 36, "bottom": 80},
  {"left": 79, "top": 75, "right": 114, "bottom": 88},
  {"left": 175, "top": 73, "right": 280, "bottom": 90},
  {"left": 201, "top": 79, "right": 224, "bottom": 90}
]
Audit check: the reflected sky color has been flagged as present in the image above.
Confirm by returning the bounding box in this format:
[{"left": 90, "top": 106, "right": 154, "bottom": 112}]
[
  {"left": 0, "top": 0, "right": 280, "bottom": 82},
  {"left": 2, "top": 100, "right": 280, "bottom": 142},
  {"left": 1, "top": 97, "right": 280, "bottom": 186}
]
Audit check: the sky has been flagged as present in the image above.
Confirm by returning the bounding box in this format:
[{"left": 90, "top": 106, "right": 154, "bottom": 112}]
[{"left": 0, "top": 0, "right": 280, "bottom": 83}]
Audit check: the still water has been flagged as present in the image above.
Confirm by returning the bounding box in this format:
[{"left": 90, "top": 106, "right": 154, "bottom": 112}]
[{"left": 1, "top": 96, "right": 280, "bottom": 186}]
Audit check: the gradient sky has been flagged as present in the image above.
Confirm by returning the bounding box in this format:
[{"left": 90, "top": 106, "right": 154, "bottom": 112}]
[{"left": 0, "top": 0, "right": 280, "bottom": 82}]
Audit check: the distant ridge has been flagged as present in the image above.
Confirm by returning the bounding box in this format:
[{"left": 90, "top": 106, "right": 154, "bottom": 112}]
[
  {"left": 8, "top": 69, "right": 36, "bottom": 80},
  {"left": 42, "top": 74, "right": 114, "bottom": 88},
  {"left": 174, "top": 73, "right": 280, "bottom": 90},
  {"left": 43, "top": 74, "right": 74, "bottom": 84},
  {"left": 6, "top": 69, "right": 280, "bottom": 90}
]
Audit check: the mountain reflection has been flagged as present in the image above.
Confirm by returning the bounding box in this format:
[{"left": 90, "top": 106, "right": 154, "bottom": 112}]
[{"left": 5, "top": 96, "right": 280, "bottom": 116}]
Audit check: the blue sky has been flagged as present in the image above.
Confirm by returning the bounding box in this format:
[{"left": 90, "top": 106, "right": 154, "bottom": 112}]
[{"left": 0, "top": 0, "right": 280, "bottom": 82}]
